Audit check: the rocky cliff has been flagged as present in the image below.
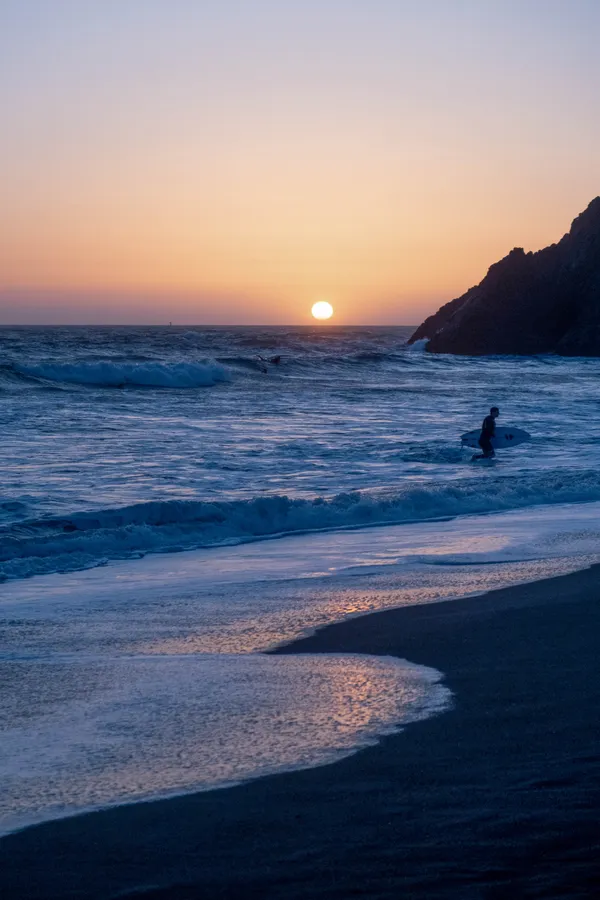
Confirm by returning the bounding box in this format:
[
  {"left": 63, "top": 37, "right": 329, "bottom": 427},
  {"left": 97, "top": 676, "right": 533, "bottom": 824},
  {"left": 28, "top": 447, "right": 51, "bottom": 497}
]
[{"left": 409, "top": 197, "right": 600, "bottom": 355}]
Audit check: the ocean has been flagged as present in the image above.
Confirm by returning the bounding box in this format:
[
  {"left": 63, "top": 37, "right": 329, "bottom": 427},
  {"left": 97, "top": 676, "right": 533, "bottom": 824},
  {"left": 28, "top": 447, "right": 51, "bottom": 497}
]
[{"left": 2, "top": 324, "right": 600, "bottom": 834}]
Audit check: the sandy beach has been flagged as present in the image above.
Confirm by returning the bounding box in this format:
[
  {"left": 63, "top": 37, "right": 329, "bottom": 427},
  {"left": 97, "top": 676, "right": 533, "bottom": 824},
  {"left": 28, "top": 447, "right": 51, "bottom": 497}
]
[{"left": 1, "top": 564, "right": 599, "bottom": 899}]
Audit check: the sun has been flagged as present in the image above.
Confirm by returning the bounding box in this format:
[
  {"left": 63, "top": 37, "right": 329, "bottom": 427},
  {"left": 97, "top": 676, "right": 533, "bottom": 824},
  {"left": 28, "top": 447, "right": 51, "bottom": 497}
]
[{"left": 311, "top": 301, "right": 334, "bottom": 320}]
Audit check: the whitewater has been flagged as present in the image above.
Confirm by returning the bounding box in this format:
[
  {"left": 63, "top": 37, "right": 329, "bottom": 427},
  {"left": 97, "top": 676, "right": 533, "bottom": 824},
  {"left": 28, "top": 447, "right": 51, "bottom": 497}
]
[{"left": 3, "top": 324, "right": 600, "bottom": 834}]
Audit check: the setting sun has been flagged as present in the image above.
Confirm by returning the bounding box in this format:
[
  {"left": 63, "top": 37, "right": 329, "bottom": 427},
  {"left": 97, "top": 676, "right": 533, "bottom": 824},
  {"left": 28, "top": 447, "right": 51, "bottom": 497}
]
[{"left": 311, "top": 301, "right": 334, "bottom": 320}]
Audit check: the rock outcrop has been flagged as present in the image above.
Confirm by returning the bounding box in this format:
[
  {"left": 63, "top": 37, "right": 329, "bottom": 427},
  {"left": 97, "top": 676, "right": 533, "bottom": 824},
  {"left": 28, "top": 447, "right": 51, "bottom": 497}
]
[{"left": 409, "top": 197, "right": 600, "bottom": 355}]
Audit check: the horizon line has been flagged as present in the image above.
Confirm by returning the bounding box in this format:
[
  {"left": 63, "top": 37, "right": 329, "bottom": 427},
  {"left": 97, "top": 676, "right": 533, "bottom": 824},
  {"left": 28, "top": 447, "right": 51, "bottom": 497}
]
[{"left": 0, "top": 322, "right": 418, "bottom": 328}]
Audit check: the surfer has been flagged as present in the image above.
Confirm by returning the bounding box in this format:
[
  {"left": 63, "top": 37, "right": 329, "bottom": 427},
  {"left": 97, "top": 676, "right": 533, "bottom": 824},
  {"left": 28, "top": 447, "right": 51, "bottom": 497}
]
[
  {"left": 472, "top": 406, "right": 499, "bottom": 460},
  {"left": 256, "top": 354, "right": 281, "bottom": 372}
]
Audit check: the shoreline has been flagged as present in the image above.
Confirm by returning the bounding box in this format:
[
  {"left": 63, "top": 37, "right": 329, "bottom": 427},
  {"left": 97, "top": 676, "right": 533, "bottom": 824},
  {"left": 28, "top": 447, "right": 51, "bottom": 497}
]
[{"left": 2, "top": 564, "right": 600, "bottom": 897}]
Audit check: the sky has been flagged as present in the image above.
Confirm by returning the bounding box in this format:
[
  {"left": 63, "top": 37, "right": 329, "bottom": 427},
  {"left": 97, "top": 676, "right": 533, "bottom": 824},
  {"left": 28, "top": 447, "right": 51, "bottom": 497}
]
[{"left": 1, "top": 0, "right": 599, "bottom": 325}]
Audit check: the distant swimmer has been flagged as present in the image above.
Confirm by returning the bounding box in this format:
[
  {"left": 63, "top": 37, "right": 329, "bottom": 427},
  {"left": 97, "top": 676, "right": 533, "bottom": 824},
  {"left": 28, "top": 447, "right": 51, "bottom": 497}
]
[
  {"left": 256, "top": 354, "right": 282, "bottom": 372},
  {"left": 471, "top": 406, "right": 499, "bottom": 461}
]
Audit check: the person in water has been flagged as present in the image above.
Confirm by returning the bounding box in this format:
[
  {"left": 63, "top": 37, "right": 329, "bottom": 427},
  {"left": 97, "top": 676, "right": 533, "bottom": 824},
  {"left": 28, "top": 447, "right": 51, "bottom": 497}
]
[
  {"left": 474, "top": 406, "right": 499, "bottom": 459},
  {"left": 256, "top": 354, "right": 281, "bottom": 372}
]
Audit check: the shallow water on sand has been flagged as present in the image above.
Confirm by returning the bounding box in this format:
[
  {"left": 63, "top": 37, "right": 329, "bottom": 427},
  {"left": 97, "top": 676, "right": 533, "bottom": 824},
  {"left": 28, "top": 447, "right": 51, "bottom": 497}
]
[{"left": 2, "top": 501, "right": 600, "bottom": 833}]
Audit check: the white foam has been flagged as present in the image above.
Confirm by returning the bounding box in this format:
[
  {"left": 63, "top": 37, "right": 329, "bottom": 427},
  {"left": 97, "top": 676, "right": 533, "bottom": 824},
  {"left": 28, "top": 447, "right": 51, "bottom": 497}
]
[
  {"left": 0, "top": 653, "right": 449, "bottom": 835},
  {"left": 4, "top": 471, "right": 600, "bottom": 581},
  {"left": 406, "top": 337, "right": 428, "bottom": 351},
  {"left": 3, "top": 501, "right": 598, "bottom": 835}
]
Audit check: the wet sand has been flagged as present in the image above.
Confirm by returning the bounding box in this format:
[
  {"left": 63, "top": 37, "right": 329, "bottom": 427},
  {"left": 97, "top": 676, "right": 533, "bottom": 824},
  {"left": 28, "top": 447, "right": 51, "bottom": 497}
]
[{"left": 1, "top": 565, "right": 600, "bottom": 898}]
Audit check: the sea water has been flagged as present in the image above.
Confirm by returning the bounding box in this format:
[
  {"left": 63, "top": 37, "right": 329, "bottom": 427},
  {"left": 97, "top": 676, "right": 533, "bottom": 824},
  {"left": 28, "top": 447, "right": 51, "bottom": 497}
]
[{"left": 2, "top": 325, "right": 600, "bottom": 833}]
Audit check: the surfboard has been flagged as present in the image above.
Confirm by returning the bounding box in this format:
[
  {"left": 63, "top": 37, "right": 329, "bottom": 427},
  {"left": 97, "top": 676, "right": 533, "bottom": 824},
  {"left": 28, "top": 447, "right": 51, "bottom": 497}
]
[{"left": 460, "top": 426, "right": 531, "bottom": 450}]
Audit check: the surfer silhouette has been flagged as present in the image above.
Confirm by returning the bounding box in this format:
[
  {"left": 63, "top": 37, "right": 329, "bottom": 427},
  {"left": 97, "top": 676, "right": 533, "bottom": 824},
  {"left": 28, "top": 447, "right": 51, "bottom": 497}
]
[
  {"left": 472, "top": 406, "right": 499, "bottom": 460},
  {"left": 256, "top": 355, "right": 281, "bottom": 373}
]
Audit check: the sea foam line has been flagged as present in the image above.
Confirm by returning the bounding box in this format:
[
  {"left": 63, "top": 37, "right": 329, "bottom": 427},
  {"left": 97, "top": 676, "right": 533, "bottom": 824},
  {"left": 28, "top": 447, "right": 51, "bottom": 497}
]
[{"left": 2, "top": 469, "right": 600, "bottom": 581}]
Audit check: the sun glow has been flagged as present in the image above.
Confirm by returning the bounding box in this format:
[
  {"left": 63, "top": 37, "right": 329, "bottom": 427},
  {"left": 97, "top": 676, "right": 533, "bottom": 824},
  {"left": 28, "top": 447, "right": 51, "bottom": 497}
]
[{"left": 311, "top": 301, "right": 334, "bottom": 320}]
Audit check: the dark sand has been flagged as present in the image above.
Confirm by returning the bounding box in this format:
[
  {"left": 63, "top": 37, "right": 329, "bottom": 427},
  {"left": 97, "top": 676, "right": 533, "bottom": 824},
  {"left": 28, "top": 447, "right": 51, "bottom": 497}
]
[{"left": 2, "top": 566, "right": 600, "bottom": 899}]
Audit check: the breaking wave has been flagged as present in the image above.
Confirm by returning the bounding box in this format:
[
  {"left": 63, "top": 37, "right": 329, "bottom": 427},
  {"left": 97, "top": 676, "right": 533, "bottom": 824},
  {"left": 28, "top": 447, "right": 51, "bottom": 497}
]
[
  {"left": 407, "top": 338, "right": 428, "bottom": 351},
  {"left": 1, "top": 341, "right": 446, "bottom": 392},
  {"left": 13, "top": 360, "right": 231, "bottom": 389},
  {"left": 2, "top": 470, "right": 600, "bottom": 581}
]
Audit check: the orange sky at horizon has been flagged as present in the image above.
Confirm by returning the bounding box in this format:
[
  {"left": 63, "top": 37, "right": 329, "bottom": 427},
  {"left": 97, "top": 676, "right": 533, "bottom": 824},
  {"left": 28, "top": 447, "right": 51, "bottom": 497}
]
[
  {"left": 2, "top": 188, "right": 594, "bottom": 325},
  {"left": 2, "top": 1, "right": 600, "bottom": 324}
]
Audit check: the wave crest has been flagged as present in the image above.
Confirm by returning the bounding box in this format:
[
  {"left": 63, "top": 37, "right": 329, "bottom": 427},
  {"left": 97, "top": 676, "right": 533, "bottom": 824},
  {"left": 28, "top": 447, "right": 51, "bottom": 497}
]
[
  {"left": 2, "top": 470, "right": 600, "bottom": 581},
  {"left": 14, "top": 360, "right": 230, "bottom": 388}
]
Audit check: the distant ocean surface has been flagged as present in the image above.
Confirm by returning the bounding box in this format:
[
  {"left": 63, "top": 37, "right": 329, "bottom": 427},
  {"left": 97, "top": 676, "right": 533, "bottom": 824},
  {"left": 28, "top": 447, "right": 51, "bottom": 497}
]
[
  {"left": 2, "top": 324, "right": 600, "bottom": 581},
  {"left": 3, "top": 324, "right": 600, "bottom": 834}
]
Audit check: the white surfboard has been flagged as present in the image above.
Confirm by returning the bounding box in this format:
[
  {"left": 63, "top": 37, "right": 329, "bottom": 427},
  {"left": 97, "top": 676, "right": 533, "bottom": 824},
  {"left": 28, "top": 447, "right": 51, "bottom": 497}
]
[{"left": 460, "top": 425, "right": 531, "bottom": 450}]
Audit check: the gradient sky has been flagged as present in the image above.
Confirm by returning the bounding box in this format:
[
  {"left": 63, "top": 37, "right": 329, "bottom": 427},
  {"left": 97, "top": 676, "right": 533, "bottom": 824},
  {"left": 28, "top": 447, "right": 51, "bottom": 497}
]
[{"left": 1, "top": 0, "right": 599, "bottom": 324}]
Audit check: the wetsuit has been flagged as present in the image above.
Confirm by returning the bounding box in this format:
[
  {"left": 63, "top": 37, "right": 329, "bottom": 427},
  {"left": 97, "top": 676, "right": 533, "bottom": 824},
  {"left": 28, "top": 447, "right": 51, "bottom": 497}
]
[{"left": 478, "top": 415, "right": 496, "bottom": 457}]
